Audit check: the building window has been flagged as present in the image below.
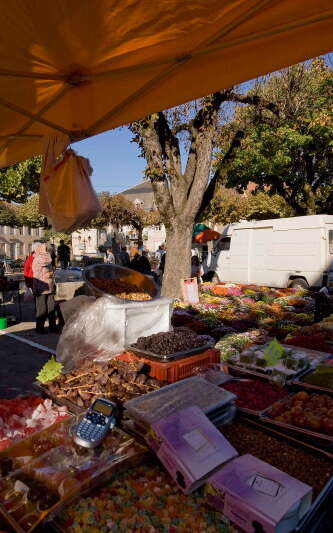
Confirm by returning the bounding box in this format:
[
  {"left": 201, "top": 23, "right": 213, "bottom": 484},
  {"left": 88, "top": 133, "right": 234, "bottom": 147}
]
[
  {"left": 134, "top": 198, "right": 143, "bottom": 208},
  {"left": 18, "top": 243, "right": 24, "bottom": 257},
  {"left": 18, "top": 226, "right": 23, "bottom": 235},
  {"left": 9, "top": 226, "right": 14, "bottom": 235},
  {"left": 329, "top": 230, "right": 333, "bottom": 254},
  {"left": 0, "top": 242, "right": 5, "bottom": 255},
  {"left": 27, "top": 226, "right": 32, "bottom": 235},
  {"left": 28, "top": 243, "right": 32, "bottom": 254}
]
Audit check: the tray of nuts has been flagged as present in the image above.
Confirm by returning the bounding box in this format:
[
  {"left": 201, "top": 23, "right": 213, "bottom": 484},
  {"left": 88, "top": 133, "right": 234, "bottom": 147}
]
[
  {"left": 128, "top": 329, "right": 215, "bottom": 361},
  {"left": 83, "top": 263, "right": 159, "bottom": 302},
  {"left": 260, "top": 390, "right": 333, "bottom": 448}
]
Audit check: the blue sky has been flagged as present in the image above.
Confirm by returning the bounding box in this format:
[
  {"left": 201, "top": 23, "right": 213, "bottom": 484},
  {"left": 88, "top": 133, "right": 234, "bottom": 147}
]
[{"left": 77, "top": 127, "right": 145, "bottom": 194}]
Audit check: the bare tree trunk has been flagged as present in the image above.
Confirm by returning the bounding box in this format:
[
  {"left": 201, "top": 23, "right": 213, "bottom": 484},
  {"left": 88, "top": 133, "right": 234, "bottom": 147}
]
[{"left": 162, "top": 221, "right": 192, "bottom": 298}]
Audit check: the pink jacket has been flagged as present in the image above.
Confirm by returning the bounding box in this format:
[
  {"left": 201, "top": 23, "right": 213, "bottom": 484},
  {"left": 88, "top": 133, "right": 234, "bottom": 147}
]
[{"left": 32, "top": 244, "right": 55, "bottom": 295}]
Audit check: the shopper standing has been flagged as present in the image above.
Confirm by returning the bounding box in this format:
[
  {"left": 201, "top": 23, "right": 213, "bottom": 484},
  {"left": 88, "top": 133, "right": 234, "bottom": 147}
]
[
  {"left": 104, "top": 248, "right": 115, "bottom": 264},
  {"left": 32, "top": 243, "right": 57, "bottom": 333},
  {"left": 57, "top": 240, "right": 70, "bottom": 270}
]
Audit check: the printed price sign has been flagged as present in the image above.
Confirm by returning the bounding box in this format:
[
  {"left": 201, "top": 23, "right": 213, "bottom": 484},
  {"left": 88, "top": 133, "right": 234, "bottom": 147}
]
[
  {"left": 251, "top": 474, "right": 281, "bottom": 497},
  {"left": 181, "top": 278, "right": 199, "bottom": 304}
]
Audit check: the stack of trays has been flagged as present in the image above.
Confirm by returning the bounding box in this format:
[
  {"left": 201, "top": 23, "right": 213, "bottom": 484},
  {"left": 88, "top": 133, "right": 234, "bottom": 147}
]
[{"left": 123, "top": 376, "right": 236, "bottom": 438}]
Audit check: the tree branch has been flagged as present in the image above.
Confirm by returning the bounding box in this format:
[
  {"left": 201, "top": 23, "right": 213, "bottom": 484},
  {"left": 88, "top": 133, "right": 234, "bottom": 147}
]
[
  {"left": 228, "top": 92, "right": 279, "bottom": 116},
  {"left": 172, "top": 122, "right": 193, "bottom": 135}
]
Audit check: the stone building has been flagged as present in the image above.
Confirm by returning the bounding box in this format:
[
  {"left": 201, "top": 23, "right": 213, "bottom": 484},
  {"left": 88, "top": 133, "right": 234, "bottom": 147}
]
[
  {"left": 121, "top": 182, "right": 166, "bottom": 252},
  {"left": 0, "top": 224, "right": 45, "bottom": 259}
]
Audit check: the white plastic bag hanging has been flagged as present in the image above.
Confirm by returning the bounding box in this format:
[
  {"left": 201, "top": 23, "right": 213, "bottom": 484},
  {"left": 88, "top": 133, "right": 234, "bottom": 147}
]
[{"left": 41, "top": 147, "right": 102, "bottom": 232}]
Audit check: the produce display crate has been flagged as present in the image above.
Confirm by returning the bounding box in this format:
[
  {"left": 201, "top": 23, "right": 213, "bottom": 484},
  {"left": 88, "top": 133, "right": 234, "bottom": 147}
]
[
  {"left": 117, "top": 348, "right": 220, "bottom": 383},
  {"left": 226, "top": 418, "right": 333, "bottom": 533},
  {"left": 259, "top": 390, "right": 333, "bottom": 449},
  {"left": 229, "top": 345, "right": 330, "bottom": 382}
]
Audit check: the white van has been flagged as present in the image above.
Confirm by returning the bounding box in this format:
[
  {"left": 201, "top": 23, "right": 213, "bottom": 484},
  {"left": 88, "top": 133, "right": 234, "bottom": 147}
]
[{"left": 203, "top": 215, "right": 333, "bottom": 289}]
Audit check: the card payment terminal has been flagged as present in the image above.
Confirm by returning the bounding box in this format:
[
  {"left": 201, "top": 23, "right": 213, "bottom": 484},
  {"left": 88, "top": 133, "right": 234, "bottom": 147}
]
[{"left": 73, "top": 398, "right": 119, "bottom": 448}]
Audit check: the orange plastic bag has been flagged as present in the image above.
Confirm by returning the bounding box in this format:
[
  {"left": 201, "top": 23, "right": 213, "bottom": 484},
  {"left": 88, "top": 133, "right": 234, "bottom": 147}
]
[{"left": 42, "top": 148, "right": 102, "bottom": 232}]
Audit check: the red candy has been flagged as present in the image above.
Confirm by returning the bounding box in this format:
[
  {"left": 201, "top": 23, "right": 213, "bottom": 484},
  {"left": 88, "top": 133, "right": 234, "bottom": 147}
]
[{"left": 223, "top": 379, "right": 288, "bottom": 411}]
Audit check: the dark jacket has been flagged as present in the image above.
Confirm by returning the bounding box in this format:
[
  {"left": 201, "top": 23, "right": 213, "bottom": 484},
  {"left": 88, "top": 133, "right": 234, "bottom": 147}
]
[{"left": 57, "top": 244, "right": 70, "bottom": 260}]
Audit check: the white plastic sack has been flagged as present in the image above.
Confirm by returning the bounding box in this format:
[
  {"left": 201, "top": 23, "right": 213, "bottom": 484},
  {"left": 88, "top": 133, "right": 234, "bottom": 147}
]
[
  {"left": 59, "top": 295, "right": 96, "bottom": 323},
  {"left": 56, "top": 295, "right": 173, "bottom": 371},
  {"left": 40, "top": 148, "right": 102, "bottom": 232}
]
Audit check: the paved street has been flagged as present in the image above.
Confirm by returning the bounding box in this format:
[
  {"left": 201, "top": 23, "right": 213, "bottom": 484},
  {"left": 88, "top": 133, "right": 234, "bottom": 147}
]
[{"left": 0, "top": 300, "right": 59, "bottom": 391}]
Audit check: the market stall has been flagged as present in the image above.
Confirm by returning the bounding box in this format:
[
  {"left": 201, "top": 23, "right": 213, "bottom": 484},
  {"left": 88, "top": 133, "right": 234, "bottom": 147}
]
[{"left": 1, "top": 270, "right": 333, "bottom": 532}]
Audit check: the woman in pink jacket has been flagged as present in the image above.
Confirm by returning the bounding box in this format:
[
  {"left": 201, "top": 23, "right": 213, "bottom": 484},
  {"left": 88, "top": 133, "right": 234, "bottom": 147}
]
[{"left": 32, "top": 243, "right": 56, "bottom": 333}]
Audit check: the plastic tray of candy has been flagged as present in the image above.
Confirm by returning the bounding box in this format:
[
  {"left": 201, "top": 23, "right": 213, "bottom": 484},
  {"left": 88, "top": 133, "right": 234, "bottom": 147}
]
[{"left": 0, "top": 417, "right": 146, "bottom": 532}]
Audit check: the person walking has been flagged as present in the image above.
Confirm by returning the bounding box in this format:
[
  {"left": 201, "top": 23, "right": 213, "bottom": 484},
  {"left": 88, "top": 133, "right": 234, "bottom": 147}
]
[
  {"left": 32, "top": 243, "right": 57, "bottom": 333},
  {"left": 119, "top": 246, "right": 130, "bottom": 267},
  {"left": 57, "top": 240, "right": 70, "bottom": 270}
]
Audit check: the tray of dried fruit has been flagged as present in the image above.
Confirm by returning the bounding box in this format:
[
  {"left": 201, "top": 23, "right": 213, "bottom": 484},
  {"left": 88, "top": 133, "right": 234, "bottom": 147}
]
[
  {"left": 0, "top": 417, "right": 146, "bottom": 533},
  {"left": 291, "top": 364, "right": 333, "bottom": 395},
  {"left": 219, "top": 367, "right": 290, "bottom": 417},
  {"left": 127, "top": 328, "right": 215, "bottom": 361},
  {"left": 220, "top": 418, "right": 333, "bottom": 532},
  {"left": 259, "top": 389, "right": 333, "bottom": 449},
  {"left": 35, "top": 359, "right": 166, "bottom": 414},
  {"left": 226, "top": 343, "right": 329, "bottom": 382}
]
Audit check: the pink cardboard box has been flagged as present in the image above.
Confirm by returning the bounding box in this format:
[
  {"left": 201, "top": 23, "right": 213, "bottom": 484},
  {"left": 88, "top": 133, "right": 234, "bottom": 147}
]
[
  {"left": 150, "top": 405, "right": 238, "bottom": 493},
  {"left": 206, "top": 454, "right": 312, "bottom": 533}
]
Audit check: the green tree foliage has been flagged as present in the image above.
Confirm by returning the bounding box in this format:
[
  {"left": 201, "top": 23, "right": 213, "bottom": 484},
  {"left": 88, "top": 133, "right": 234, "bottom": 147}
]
[
  {"left": 16, "top": 194, "right": 46, "bottom": 227},
  {"left": 43, "top": 229, "right": 71, "bottom": 245},
  {"left": 0, "top": 156, "right": 41, "bottom": 203},
  {"left": 0, "top": 202, "right": 18, "bottom": 226},
  {"left": 203, "top": 186, "right": 293, "bottom": 224},
  {"left": 91, "top": 193, "right": 160, "bottom": 235},
  {"left": 216, "top": 59, "right": 333, "bottom": 215}
]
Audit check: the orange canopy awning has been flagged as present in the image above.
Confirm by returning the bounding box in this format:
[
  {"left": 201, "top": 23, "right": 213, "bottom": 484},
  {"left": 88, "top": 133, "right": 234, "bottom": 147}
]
[
  {"left": 0, "top": 0, "right": 332, "bottom": 167},
  {"left": 194, "top": 230, "right": 221, "bottom": 243}
]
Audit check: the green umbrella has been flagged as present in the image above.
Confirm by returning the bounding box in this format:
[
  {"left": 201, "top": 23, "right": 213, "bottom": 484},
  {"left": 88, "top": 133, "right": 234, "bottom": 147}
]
[{"left": 192, "top": 223, "right": 209, "bottom": 236}]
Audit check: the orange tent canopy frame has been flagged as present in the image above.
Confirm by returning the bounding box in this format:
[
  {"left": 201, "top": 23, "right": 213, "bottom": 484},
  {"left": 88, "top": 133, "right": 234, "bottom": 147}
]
[
  {"left": 194, "top": 229, "right": 221, "bottom": 243},
  {"left": 0, "top": 0, "right": 332, "bottom": 167}
]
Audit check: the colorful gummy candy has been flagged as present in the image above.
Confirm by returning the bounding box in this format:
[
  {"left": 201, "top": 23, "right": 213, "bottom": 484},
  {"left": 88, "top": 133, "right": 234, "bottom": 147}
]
[{"left": 59, "top": 462, "right": 237, "bottom": 532}]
